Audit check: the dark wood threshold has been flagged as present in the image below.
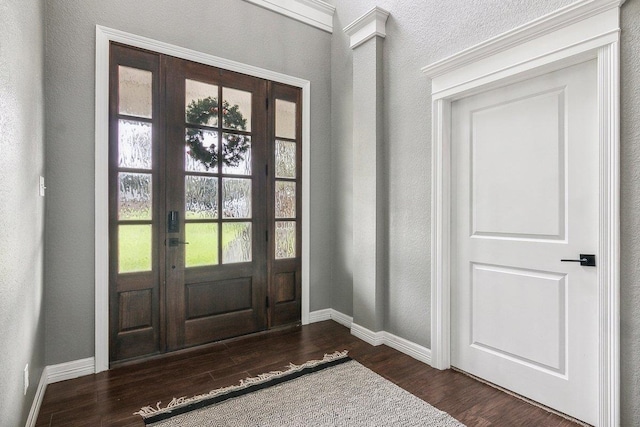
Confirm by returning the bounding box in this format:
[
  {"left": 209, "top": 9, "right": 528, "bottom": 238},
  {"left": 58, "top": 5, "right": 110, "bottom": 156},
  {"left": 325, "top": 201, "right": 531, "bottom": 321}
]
[{"left": 35, "top": 320, "right": 583, "bottom": 427}]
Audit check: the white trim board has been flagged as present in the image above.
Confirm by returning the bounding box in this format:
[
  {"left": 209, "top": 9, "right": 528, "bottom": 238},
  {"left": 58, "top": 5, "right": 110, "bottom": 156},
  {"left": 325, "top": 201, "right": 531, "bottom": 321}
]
[
  {"left": 95, "top": 26, "right": 312, "bottom": 374},
  {"left": 343, "top": 6, "right": 390, "bottom": 49},
  {"left": 25, "top": 358, "right": 96, "bottom": 426},
  {"left": 309, "top": 310, "right": 431, "bottom": 365},
  {"left": 243, "top": 0, "right": 335, "bottom": 33},
  {"left": 47, "top": 357, "right": 96, "bottom": 384},
  {"left": 422, "top": 0, "right": 621, "bottom": 425},
  {"left": 309, "top": 308, "right": 353, "bottom": 328},
  {"left": 25, "top": 369, "right": 48, "bottom": 427}
]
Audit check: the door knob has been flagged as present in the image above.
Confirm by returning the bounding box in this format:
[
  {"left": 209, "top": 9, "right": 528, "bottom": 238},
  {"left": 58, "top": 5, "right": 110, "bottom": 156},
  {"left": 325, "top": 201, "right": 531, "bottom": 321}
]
[{"left": 560, "top": 254, "right": 596, "bottom": 267}]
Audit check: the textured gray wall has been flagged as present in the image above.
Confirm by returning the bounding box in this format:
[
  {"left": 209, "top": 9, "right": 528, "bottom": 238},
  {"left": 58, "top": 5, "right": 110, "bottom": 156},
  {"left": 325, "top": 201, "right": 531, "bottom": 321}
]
[
  {"left": 0, "top": 0, "right": 46, "bottom": 424},
  {"left": 331, "top": 0, "right": 639, "bottom": 424},
  {"left": 620, "top": 0, "right": 640, "bottom": 423},
  {"left": 331, "top": 0, "right": 580, "bottom": 347},
  {"left": 44, "top": 0, "right": 333, "bottom": 365}
]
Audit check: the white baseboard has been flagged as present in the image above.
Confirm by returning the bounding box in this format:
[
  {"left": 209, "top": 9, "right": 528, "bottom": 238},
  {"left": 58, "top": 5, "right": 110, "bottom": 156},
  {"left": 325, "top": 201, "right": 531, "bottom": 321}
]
[
  {"left": 309, "top": 308, "right": 332, "bottom": 323},
  {"left": 25, "top": 368, "right": 48, "bottom": 427},
  {"left": 350, "top": 322, "right": 385, "bottom": 346},
  {"left": 382, "top": 331, "right": 431, "bottom": 365},
  {"left": 26, "top": 357, "right": 95, "bottom": 425},
  {"left": 47, "top": 357, "right": 95, "bottom": 384},
  {"left": 310, "top": 309, "right": 431, "bottom": 365},
  {"left": 309, "top": 309, "right": 353, "bottom": 328}
]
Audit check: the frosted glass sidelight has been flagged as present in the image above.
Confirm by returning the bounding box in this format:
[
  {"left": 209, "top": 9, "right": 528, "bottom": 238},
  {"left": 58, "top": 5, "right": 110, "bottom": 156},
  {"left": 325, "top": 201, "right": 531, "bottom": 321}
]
[
  {"left": 222, "top": 87, "right": 252, "bottom": 132},
  {"left": 119, "top": 225, "right": 152, "bottom": 273},
  {"left": 221, "top": 133, "right": 251, "bottom": 175},
  {"left": 222, "top": 178, "right": 252, "bottom": 219},
  {"left": 185, "top": 80, "right": 219, "bottom": 127},
  {"left": 185, "top": 223, "right": 219, "bottom": 267},
  {"left": 275, "top": 181, "right": 296, "bottom": 218},
  {"left": 222, "top": 222, "right": 252, "bottom": 263},
  {"left": 118, "top": 172, "right": 152, "bottom": 220},
  {"left": 118, "top": 66, "right": 152, "bottom": 118},
  {"left": 275, "top": 221, "right": 296, "bottom": 259},
  {"left": 185, "top": 128, "right": 218, "bottom": 173},
  {"left": 119, "top": 120, "right": 152, "bottom": 169},
  {"left": 275, "top": 140, "right": 296, "bottom": 178},
  {"left": 185, "top": 176, "right": 218, "bottom": 219},
  {"left": 275, "top": 99, "right": 296, "bottom": 139}
]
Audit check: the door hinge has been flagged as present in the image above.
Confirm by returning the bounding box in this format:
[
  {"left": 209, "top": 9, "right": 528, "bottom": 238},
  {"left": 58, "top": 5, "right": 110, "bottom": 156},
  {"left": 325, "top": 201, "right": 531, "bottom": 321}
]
[
  {"left": 266, "top": 296, "right": 270, "bottom": 308},
  {"left": 265, "top": 163, "right": 268, "bottom": 176},
  {"left": 266, "top": 230, "right": 268, "bottom": 242},
  {"left": 266, "top": 97, "right": 269, "bottom": 109}
]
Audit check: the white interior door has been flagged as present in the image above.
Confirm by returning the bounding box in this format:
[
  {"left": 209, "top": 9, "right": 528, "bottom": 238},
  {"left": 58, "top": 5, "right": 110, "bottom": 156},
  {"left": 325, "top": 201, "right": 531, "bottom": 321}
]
[{"left": 451, "top": 59, "right": 598, "bottom": 424}]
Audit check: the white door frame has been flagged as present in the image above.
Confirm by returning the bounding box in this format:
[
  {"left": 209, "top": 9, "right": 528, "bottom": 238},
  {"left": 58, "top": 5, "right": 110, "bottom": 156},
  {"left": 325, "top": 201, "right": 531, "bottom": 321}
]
[
  {"left": 422, "top": 0, "right": 623, "bottom": 425},
  {"left": 94, "top": 26, "right": 312, "bottom": 374}
]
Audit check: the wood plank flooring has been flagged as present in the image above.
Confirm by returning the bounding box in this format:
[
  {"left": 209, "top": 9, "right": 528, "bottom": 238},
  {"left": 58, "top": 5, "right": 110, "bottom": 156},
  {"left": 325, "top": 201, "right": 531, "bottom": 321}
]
[{"left": 35, "top": 321, "right": 583, "bottom": 426}]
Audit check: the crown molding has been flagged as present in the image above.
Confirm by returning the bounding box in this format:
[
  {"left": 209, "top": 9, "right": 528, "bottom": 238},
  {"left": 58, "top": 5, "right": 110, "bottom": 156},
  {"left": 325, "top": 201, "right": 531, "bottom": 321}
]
[
  {"left": 243, "top": 0, "right": 335, "bottom": 33},
  {"left": 422, "top": 0, "right": 624, "bottom": 78},
  {"left": 343, "top": 6, "right": 390, "bottom": 49}
]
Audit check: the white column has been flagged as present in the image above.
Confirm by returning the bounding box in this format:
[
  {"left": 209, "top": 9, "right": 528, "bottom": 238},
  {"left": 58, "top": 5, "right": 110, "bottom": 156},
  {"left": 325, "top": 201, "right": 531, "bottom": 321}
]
[{"left": 344, "top": 7, "right": 389, "bottom": 334}]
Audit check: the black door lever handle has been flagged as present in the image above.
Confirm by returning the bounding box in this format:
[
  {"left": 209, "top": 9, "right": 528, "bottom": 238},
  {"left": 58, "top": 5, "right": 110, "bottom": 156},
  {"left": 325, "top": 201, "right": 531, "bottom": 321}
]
[
  {"left": 168, "top": 238, "right": 189, "bottom": 247},
  {"left": 561, "top": 254, "right": 596, "bottom": 267}
]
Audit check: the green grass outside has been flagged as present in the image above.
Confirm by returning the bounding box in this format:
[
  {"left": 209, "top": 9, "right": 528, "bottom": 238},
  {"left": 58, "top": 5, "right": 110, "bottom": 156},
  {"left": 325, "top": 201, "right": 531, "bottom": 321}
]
[{"left": 118, "top": 222, "right": 249, "bottom": 273}]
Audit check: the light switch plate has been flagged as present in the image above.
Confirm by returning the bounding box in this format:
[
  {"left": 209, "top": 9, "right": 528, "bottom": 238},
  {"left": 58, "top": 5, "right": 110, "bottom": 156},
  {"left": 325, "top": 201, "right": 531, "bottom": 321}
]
[{"left": 39, "top": 176, "right": 45, "bottom": 197}]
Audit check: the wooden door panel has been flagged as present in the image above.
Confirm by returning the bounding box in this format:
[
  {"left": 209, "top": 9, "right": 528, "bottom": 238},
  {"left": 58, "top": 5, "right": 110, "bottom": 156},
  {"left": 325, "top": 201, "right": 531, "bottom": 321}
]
[
  {"left": 164, "top": 56, "right": 268, "bottom": 351},
  {"left": 185, "top": 310, "right": 258, "bottom": 346},
  {"left": 268, "top": 83, "right": 302, "bottom": 328},
  {"left": 109, "top": 44, "right": 302, "bottom": 364},
  {"left": 271, "top": 260, "right": 301, "bottom": 327},
  {"left": 109, "top": 44, "right": 163, "bottom": 363},
  {"left": 186, "top": 278, "right": 253, "bottom": 319}
]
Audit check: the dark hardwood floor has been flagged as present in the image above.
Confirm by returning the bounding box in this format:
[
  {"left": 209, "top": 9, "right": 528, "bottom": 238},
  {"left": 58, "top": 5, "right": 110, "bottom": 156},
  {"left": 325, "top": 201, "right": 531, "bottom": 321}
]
[{"left": 35, "top": 321, "right": 582, "bottom": 426}]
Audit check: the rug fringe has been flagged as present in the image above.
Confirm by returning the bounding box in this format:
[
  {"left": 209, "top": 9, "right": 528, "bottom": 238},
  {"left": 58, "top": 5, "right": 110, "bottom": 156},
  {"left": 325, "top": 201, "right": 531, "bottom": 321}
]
[{"left": 134, "top": 350, "right": 349, "bottom": 419}]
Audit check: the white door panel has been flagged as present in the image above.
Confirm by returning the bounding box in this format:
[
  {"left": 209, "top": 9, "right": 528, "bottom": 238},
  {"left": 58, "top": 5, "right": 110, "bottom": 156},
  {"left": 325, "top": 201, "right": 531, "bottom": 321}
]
[{"left": 452, "top": 59, "right": 598, "bottom": 424}]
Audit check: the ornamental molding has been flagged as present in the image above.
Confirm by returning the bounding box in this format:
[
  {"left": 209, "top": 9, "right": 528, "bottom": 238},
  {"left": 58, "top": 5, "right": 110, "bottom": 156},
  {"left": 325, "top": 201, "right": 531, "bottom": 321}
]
[
  {"left": 343, "top": 6, "right": 390, "bottom": 49},
  {"left": 422, "top": 0, "right": 625, "bottom": 79},
  {"left": 243, "top": 0, "right": 335, "bottom": 33}
]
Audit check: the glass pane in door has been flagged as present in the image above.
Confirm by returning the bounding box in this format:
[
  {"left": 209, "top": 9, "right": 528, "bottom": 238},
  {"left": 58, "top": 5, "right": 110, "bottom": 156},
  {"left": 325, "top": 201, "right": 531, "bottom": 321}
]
[
  {"left": 185, "top": 80, "right": 219, "bottom": 127},
  {"left": 275, "top": 181, "right": 296, "bottom": 218},
  {"left": 118, "top": 66, "right": 152, "bottom": 118},
  {"left": 221, "top": 133, "right": 251, "bottom": 175},
  {"left": 222, "top": 178, "right": 252, "bottom": 219},
  {"left": 118, "top": 120, "right": 152, "bottom": 169},
  {"left": 275, "top": 221, "right": 296, "bottom": 259},
  {"left": 222, "top": 222, "right": 252, "bottom": 263},
  {"left": 222, "top": 88, "right": 252, "bottom": 132},
  {"left": 118, "top": 224, "right": 153, "bottom": 273},
  {"left": 118, "top": 172, "right": 152, "bottom": 220},
  {"left": 275, "top": 99, "right": 296, "bottom": 139},
  {"left": 275, "top": 140, "right": 296, "bottom": 179},
  {"left": 185, "top": 223, "right": 219, "bottom": 267},
  {"left": 185, "top": 176, "right": 218, "bottom": 219}
]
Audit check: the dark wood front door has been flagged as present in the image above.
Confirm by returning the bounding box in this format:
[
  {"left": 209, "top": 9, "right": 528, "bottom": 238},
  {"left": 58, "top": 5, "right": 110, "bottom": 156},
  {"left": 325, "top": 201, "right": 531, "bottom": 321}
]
[{"left": 108, "top": 43, "right": 302, "bottom": 364}]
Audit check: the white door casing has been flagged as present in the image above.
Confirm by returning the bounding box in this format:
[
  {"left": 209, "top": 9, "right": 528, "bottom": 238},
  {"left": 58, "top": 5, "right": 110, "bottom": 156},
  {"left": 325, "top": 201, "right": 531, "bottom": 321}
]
[
  {"left": 422, "top": 0, "right": 622, "bottom": 425},
  {"left": 95, "top": 26, "right": 312, "bottom": 373},
  {"left": 451, "top": 60, "right": 598, "bottom": 424}
]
